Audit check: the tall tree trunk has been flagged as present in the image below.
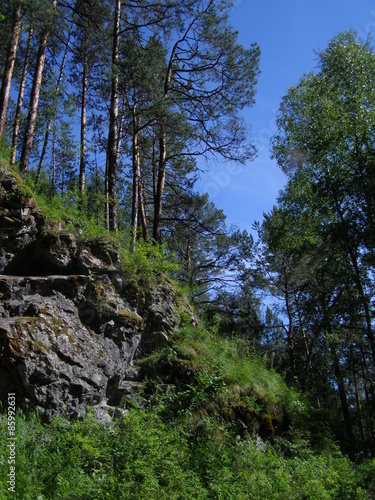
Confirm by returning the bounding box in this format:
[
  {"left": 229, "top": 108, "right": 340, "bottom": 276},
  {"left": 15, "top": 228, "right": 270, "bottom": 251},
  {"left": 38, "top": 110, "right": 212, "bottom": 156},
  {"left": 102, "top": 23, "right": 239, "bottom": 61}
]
[
  {"left": 152, "top": 133, "right": 157, "bottom": 198},
  {"left": 153, "top": 122, "right": 167, "bottom": 243},
  {"left": 138, "top": 175, "right": 148, "bottom": 239},
  {"left": 116, "top": 97, "right": 126, "bottom": 160},
  {"left": 0, "top": 1, "right": 22, "bottom": 137},
  {"left": 350, "top": 341, "right": 366, "bottom": 444},
  {"left": 328, "top": 175, "right": 375, "bottom": 369},
  {"left": 152, "top": 31, "right": 179, "bottom": 244},
  {"left": 131, "top": 103, "right": 140, "bottom": 251},
  {"left": 322, "top": 300, "right": 356, "bottom": 457},
  {"left": 79, "top": 32, "right": 88, "bottom": 195},
  {"left": 282, "top": 256, "right": 296, "bottom": 377},
  {"left": 359, "top": 346, "right": 375, "bottom": 447},
  {"left": 11, "top": 21, "right": 34, "bottom": 166},
  {"left": 331, "top": 342, "right": 356, "bottom": 458},
  {"left": 105, "top": 154, "right": 109, "bottom": 230},
  {"left": 105, "top": 94, "right": 123, "bottom": 229},
  {"left": 36, "top": 19, "right": 72, "bottom": 186},
  {"left": 19, "top": 0, "right": 57, "bottom": 173},
  {"left": 106, "top": 0, "right": 121, "bottom": 231},
  {"left": 52, "top": 113, "right": 56, "bottom": 194},
  {"left": 293, "top": 290, "right": 313, "bottom": 378}
]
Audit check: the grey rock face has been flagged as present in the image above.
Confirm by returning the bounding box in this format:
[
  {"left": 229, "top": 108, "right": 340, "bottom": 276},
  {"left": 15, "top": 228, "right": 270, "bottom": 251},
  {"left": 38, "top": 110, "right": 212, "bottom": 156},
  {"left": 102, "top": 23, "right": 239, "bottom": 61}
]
[
  {"left": 0, "top": 171, "right": 40, "bottom": 271},
  {"left": 0, "top": 166, "right": 187, "bottom": 421}
]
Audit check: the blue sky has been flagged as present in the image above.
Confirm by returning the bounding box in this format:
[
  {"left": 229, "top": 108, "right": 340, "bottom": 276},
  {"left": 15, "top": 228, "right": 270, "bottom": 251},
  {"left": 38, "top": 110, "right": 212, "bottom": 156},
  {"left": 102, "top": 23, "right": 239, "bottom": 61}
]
[{"left": 196, "top": 0, "right": 375, "bottom": 234}]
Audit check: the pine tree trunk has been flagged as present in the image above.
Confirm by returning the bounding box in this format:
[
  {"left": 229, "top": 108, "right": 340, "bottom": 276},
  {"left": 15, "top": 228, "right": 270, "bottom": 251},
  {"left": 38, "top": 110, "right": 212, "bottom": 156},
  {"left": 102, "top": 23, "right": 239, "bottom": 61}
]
[
  {"left": 20, "top": 0, "right": 57, "bottom": 173},
  {"left": 52, "top": 114, "right": 56, "bottom": 194},
  {"left": 131, "top": 104, "right": 140, "bottom": 251},
  {"left": 11, "top": 21, "right": 34, "bottom": 166},
  {"left": 138, "top": 176, "right": 148, "bottom": 239},
  {"left": 36, "top": 20, "right": 72, "bottom": 186},
  {"left": 153, "top": 123, "right": 167, "bottom": 243},
  {"left": 105, "top": 154, "right": 109, "bottom": 230},
  {"left": 106, "top": 0, "right": 121, "bottom": 231},
  {"left": 152, "top": 35, "right": 177, "bottom": 243},
  {"left": 0, "top": 1, "right": 22, "bottom": 137},
  {"left": 79, "top": 34, "right": 88, "bottom": 195}
]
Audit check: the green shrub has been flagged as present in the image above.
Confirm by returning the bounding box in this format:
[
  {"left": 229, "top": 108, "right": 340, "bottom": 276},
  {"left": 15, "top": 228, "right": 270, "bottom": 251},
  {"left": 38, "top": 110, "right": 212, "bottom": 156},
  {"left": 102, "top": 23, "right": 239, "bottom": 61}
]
[
  {"left": 121, "top": 237, "right": 179, "bottom": 284},
  {"left": 0, "top": 406, "right": 372, "bottom": 499}
]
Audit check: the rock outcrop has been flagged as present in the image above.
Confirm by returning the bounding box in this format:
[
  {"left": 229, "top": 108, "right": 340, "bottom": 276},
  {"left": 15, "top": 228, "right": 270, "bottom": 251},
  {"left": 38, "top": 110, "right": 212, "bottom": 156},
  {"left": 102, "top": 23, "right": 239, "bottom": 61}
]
[{"left": 0, "top": 166, "right": 189, "bottom": 421}]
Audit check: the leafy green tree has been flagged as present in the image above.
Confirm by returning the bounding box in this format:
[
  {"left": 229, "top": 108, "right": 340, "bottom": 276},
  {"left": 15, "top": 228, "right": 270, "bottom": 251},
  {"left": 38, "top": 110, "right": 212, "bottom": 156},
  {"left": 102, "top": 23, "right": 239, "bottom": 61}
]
[{"left": 266, "top": 30, "right": 375, "bottom": 456}]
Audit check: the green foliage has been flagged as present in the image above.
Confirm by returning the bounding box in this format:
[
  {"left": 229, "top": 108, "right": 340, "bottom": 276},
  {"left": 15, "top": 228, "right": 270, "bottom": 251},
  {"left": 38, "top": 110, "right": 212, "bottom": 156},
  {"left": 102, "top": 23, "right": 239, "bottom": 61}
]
[
  {"left": 0, "top": 409, "right": 372, "bottom": 499},
  {"left": 121, "top": 237, "right": 179, "bottom": 285},
  {"left": 21, "top": 167, "right": 179, "bottom": 285},
  {"left": 260, "top": 30, "right": 375, "bottom": 456},
  {"left": 0, "top": 136, "right": 11, "bottom": 165},
  {"left": 32, "top": 189, "right": 107, "bottom": 239},
  {"left": 142, "top": 324, "right": 306, "bottom": 444}
]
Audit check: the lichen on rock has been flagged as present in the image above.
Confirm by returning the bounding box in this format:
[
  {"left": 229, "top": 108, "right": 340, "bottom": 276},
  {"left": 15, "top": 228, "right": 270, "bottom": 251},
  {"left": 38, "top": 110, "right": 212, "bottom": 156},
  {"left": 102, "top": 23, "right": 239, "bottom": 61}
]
[{"left": 0, "top": 166, "right": 189, "bottom": 421}]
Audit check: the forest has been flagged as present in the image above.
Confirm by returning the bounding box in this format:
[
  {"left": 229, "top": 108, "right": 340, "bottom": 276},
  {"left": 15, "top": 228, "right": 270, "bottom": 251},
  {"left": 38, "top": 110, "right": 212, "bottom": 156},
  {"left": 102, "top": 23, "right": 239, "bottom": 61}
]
[{"left": 0, "top": 0, "right": 375, "bottom": 497}]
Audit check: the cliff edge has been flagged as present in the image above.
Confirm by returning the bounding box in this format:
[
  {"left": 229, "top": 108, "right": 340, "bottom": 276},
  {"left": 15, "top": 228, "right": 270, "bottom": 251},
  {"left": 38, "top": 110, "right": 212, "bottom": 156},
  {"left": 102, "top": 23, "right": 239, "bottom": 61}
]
[{"left": 0, "top": 165, "right": 191, "bottom": 421}]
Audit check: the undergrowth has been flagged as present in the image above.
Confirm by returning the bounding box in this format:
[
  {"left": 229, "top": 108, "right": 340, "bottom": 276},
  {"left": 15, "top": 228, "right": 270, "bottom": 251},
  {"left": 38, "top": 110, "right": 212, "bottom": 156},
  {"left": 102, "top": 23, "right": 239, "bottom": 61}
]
[
  {"left": 141, "top": 325, "right": 306, "bottom": 442},
  {"left": 0, "top": 408, "right": 373, "bottom": 499},
  {"left": 32, "top": 178, "right": 178, "bottom": 285},
  {"left": 0, "top": 148, "right": 178, "bottom": 287},
  {"left": 1, "top": 144, "right": 374, "bottom": 498}
]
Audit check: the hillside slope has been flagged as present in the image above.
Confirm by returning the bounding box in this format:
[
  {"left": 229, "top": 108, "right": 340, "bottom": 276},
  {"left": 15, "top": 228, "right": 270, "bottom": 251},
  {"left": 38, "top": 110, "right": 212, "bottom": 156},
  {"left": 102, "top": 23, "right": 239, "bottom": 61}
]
[
  {"left": 1, "top": 162, "right": 374, "bottom": 498},
  {"left": 0, "top": 163, "right": 194, "bottom": 421}
]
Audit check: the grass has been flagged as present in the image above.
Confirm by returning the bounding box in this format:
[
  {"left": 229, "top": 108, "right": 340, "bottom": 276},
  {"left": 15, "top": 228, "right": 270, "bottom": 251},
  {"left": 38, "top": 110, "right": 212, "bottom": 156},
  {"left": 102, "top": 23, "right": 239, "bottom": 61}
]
[
  {"left": 140, "top": 324, "right": 306, "bottom": 442},
  {"left": 0, "top": 144, "right": 179, "bottom": 289},
  {"left": 0, "top": 408, "right": 373, "bottom": 499}
]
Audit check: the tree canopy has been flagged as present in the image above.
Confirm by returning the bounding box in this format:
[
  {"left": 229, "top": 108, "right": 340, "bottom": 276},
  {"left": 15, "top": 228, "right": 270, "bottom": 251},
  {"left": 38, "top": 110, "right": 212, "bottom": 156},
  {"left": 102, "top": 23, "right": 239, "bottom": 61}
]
[{"left": 260, "top": 30, "right": 375, "bottom": 457}]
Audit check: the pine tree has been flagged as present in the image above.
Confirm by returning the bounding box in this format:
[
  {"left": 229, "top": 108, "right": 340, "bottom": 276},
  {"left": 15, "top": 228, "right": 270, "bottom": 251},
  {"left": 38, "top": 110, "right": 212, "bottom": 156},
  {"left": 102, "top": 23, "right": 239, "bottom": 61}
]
[
  {"left": 19, "top": 0, "right": 57, "bottom": 173},
  {"left": 0, "top": 0, "right": 22, "bottom": 137}
]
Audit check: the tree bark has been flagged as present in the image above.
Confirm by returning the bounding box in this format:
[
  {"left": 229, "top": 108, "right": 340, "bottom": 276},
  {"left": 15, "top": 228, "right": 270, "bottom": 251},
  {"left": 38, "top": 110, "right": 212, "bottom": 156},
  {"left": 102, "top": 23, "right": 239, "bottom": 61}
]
[
  {"left": 131, "top": 103, "right": 140, "bottom": 251},
  {"left": 106, "top": 0, "right": 121, "bottom": 231},
  {"left": 11, "top": 21, "right": 34, "bottom": 166},
  {"left": 152, "top": 15, "right": 202, "bottom": 242},
  {"left": 36, "top": 19, "right": 72, "bottom": 186},
  {"left": 79, "top": 32, "right": 88, "bottom": 195},
  {"left": 331, "top": 342, "right": 356, "bottom": 457},
  {"left": 52, "top": 113, "right": 56, "bottom": 194},
  {"left": 152, "top": 28, "right": 180, "bottom": 243},
  {"left": 350, "top": 342, "right": 366, "bottom": 443},
  {"left": 20, "top": 0, "right": 57, "bottom": 173},
  {"left": 327, "top": 173, "right": 375, "bottom": 369},
  {"left": 138, "top": 175, "right": 148, "bottom": 239},
  {"left": 293, "top": 290, "right": 313, "bottom": 378},
  {"left": 0, "top": 1, "right": 22, "bottom": 137},
  {"left": 153, "top": 122, "right": 167, "bottom": 243},
  {"left": 282, "top": 256, "right": 296, "bottom": 377},
  {"left": 322, "top": 300, "right": 356, "bottom": 457}
]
